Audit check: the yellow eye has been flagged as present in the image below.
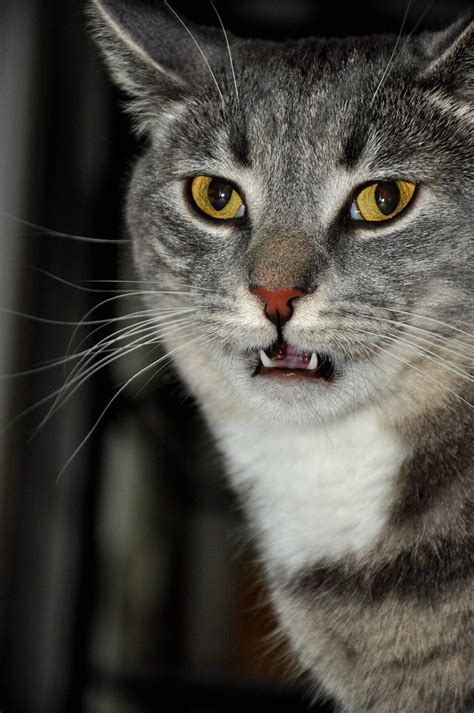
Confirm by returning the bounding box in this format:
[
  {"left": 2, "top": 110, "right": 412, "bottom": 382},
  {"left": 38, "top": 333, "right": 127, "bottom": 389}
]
[
  {"left": 351, "top": 180, "right": 416, "bottom": 222},
  {"left": 191, "top": 175, "right": 245, "bottom": 220}
]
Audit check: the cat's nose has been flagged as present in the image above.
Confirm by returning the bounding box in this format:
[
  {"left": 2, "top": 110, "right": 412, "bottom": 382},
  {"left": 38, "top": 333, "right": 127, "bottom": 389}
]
[{"left": 251, "top": 287, "right": 305, "bottom": 325}]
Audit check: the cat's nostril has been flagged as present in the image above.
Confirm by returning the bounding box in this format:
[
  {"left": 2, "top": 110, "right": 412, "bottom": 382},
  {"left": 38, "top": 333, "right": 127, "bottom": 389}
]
[{"left": 251, "top": 287, "right": 306, "bottom": 325}]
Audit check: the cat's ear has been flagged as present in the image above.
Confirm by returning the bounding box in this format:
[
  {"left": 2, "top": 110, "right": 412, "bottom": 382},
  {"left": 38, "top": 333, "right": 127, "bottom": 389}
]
[
  {"left": 420, "top": 16, "right": 473, "bottom": 103},
  {"left": 89, "top": 0, "right": 226, "bottom": 130}
]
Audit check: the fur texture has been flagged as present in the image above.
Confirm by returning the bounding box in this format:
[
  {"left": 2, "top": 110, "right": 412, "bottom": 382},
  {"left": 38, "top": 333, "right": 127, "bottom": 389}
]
[{"left": 90, "top": 2, "right": 473, "bottom": 710}]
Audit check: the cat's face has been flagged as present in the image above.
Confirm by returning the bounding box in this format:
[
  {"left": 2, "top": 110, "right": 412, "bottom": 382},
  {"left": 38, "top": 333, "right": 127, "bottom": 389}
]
[{"left": 93, "top": 1, "right": 473, "bottom": 424}]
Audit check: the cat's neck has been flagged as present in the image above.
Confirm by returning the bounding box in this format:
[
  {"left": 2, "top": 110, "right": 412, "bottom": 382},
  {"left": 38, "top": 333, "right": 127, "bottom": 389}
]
[{"left": 206, "top": 402, "right": 407, "bottom": 575}]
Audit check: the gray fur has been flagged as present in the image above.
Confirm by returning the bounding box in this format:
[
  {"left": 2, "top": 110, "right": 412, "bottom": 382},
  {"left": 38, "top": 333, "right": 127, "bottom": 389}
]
[{"left": 90, "top": 2, "right": 473, "bottom": 711}]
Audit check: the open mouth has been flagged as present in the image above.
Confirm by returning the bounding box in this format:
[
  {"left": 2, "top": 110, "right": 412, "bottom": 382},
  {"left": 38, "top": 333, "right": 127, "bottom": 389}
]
[{"left": 253, "top": 341, "right": 334, "bottom": 380}]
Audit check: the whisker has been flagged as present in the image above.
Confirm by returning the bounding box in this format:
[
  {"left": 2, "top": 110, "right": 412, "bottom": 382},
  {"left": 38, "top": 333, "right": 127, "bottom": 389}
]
[
  {"left": 35, "top": 269, "right": 220, "bottom": 297},
  {"left": 126, "top": 324, "right": 210, "bottom": 393},
  {"left": 34, "top": 268, "right": 211, "bottom": 297},
  {"left": 69, "top": 314, "right": 198, "bottom": 382},
  {"left": 55, "top": 332, "right": 213, "bottom": 482},
  {"left": 70, "top": 307, "right": 197, "bottom": 357},
  {"left": 33, "top": 269, "right": 130, "bottom": 294},
  {"left": 132, "top": 328, "right": 221, "bottom": 396},
  {"left": 0, "top": 307, "right": 104, "bottom": 327},
  {"left": 0, "top": 327, "right": 165, "bottom": 431},
  {"left": 370, "top": 0, "right": 413, "bottom": 105},
  {"left": 386, "top": 332, "right": 473, "bottom": 377},
  {"left": 0, "top": 304, "right": 189, "bottom": 328},
  {"left": 63, "top": 292, "right": 197, "bottom": 367},
  {"left": 56, "top": 323, "right": 198, "bottom": 414},
  {"left": 164, "top": 0, "right": 225, "bottom": 106},
  {"left": 349, "top": 309, "right": 473, "bottom": 354},
  {"left": 1, "top": 318, "right": 196, "bottom": 433},
  {"left": 387, "top": 330, "right": 474, "bottom": 363},
  {"left": 81, "top": 278, "right": 220, "bottom": 294},
  {"left": 353, "top": 326, "right": 473, "bottom": 383},
  {"left": 0, "top": 353, "right": 101, "bottom": 380},
  {"left": 353, "top": 312, "right": 474, "bottom": 362},
  {"left": 0, "top": 310, "right": 197, "bottom": 380},
  {"left": 68, "top": 314, "right": 194, "bottom": 381},
  {"left": 16, "top": 314, "right": 183, "bottom": 376},
  {"left": 210, "top": 0, "right": 239, "bottom": 104},
  {"left": 50, "top": 318, "right": 197, "bottom": 419},
  {"left": 387, "top": 307, "right": 473, "bottom": 339},
  {"left": 0, "top": 212, "right": 127, "bottom": 244},
  {"left": 401, "top": 0, "right": 434, "bottom": 49},
  {"left": 25, "top": 320, "right": 198, "bottom": 435},
  {"left": 363, "top": 321, "right": 474, "bottom": 363},
  {"left": 368, "top": 341, "right": 473, "bottom": 409}
]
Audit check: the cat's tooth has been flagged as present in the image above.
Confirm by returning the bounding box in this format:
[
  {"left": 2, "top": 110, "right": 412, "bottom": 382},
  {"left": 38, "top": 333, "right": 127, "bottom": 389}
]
[
  {"left": 307, "top": 352, "right": 318, "bottom": 370},
  {"left": 260, "top": 349, "right": 276, "bottom": 368}
]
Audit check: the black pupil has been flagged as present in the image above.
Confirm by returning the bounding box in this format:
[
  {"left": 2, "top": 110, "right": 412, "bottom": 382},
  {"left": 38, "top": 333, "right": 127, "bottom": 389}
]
[
  {"left": 208, "top": 178, "right": 233, "bottom": 211},
  {"left": 375, "top": 181, "right": 400, "bottom": 216}
]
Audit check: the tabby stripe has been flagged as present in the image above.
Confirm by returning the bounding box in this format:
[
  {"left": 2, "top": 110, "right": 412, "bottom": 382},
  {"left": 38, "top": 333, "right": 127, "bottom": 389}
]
[
  {"left": 378, "top": 641, "right": 472, "bottom": 672},
  {"left": 292, "top": 536, "right": 473, "bottom": 601}
]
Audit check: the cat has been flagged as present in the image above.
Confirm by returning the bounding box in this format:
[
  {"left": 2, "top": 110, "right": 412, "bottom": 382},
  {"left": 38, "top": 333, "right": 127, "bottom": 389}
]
[{"left": 89, "top": 1, "right": 473, "bottom": 711}]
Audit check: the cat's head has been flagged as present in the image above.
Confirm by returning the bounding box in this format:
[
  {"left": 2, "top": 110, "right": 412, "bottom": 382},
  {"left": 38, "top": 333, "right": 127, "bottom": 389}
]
[{"left": 90, "top": 0, "right": 473, "bottom": 425}]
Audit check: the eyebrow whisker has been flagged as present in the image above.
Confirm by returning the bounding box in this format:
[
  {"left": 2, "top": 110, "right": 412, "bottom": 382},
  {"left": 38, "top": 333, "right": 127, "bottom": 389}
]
[
  {"left": 210, "top": 0, "right": 239, "bottom": 105},
  {"left": 164, "top": 0, "right": 226, "bottom": 107}
]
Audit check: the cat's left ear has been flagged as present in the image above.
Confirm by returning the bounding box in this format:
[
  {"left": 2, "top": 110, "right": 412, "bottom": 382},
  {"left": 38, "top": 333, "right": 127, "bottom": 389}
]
[
  {"left": 420, "top": 16, "right": 473, "bottom": 102},
  {"left": 88, "top": 0, "right": 233, "bottom": 134}
]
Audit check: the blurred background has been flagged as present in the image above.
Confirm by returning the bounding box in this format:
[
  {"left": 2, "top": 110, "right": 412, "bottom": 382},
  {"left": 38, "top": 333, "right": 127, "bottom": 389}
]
[{"left": 0, "top": 1, "right": 470, "bottom": 712}]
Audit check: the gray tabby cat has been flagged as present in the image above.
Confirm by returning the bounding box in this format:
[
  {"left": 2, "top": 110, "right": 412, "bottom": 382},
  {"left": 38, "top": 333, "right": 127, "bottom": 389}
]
[{"left": 90, "top": 1, "right": 473, "bottom": 711}]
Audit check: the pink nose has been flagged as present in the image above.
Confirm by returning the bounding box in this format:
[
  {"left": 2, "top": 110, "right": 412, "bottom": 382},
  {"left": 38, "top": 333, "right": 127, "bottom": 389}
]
[{"left": 251, "top": 287, "right": 305, "bottom": 324}]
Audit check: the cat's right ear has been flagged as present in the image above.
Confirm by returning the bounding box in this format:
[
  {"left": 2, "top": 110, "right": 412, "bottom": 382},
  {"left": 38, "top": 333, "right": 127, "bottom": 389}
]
[{"left": 88, "top": 0, "right": 219, "bottom": 131}]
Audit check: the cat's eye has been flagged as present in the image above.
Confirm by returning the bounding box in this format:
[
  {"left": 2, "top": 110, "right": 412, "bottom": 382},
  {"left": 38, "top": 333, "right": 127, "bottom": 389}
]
[
  {"left": 349, "top": 180, "right": 416, "bottom": 222},
  {"left": 191, "top": 176, "right": 245, "bottom": 220}
]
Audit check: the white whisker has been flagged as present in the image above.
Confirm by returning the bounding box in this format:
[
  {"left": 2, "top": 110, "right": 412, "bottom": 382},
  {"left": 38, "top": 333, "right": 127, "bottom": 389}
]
[
  {"left": 370, "top": 0, "right": 413, "bottom": 105},
  {"left": 164, "top": 0, "right": 225, "bottom": 106},
  {"left": 63, "top": 292, "right": 196, "bottom": 367},
  {"left": 71, "top": 307, "right": 197, "bottom": 356},
  {"left": 132, "top": 327, "right": 221, "bottom": 396},
  {"left": 210, "top": 0, "right": 239, "bottom": 104},
  {"left": 0, "top": 307, "right": 103, "bottom": 327},
  {"left": 369, "top": 341, "right": 473, "bottom": 409},
  {"left": 59, "top": 323, "right": 198, "bottom": 407},
  {"left": 353, "top": 326, "right": 473, "bottom": 383},
  {"left": 401, "top": 0, "right": 434, "bottom": 50},
  {"left": 387, "top": 307, "right": 473, "bottom": 339},
  {"left": 351, "top": 309, "right": 473, "bottom": 355},
  {"left": 55, "top": 332, "right": 212, "bottom": 482},
  {"left": 66, "top": 315, "right": 192, "bottom": 382},
  {"left": 0, "top": 304, "right": 190, "bottom": 328},
  {"left": 30, "top": 319, "right": 198, "bottom": 433},
  {"left": 36, "top": 269, "right": 220, "bottom": 296},
  {"left": 366, "top": 321, "right": 474, "bottom": 362},
  {"left": 79, "top": 278, "right": 220, "bottom": 295},
  {"left": 0, "top": 212, "right": 127, "bottom": 244},
  {"left": 1, "top": 322, "right": 191, "bottom": 435},
  {"left": 51, "top": 318, "right": 197, "bottom": 416},
  {"left": 36, "top": 268, "right": 209, "bottom": 297}
]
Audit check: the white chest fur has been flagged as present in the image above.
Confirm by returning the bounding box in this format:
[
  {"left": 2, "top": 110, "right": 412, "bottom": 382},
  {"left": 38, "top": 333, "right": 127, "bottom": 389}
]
[{"left": 211, "top": 408, "right": 407, "bottom": 574}]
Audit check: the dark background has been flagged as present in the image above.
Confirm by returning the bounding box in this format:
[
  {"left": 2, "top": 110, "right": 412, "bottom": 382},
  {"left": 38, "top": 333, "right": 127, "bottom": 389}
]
[{"left": 0, "top": 1, "right": 470, "bottom": 712}]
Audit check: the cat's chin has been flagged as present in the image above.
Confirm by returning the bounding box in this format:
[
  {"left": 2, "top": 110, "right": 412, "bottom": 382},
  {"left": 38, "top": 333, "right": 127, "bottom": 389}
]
[
  {"left": 172, "top": 337, "right": 379, "bottom": 426},
  {"left": 230, "top": 353, "right": 374, "bottom": 426}
]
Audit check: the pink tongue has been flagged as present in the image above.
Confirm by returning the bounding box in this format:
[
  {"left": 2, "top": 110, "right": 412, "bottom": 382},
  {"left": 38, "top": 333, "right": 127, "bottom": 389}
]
[{"left": 268, "top": 343, "right": 311, "bottom": 369}]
